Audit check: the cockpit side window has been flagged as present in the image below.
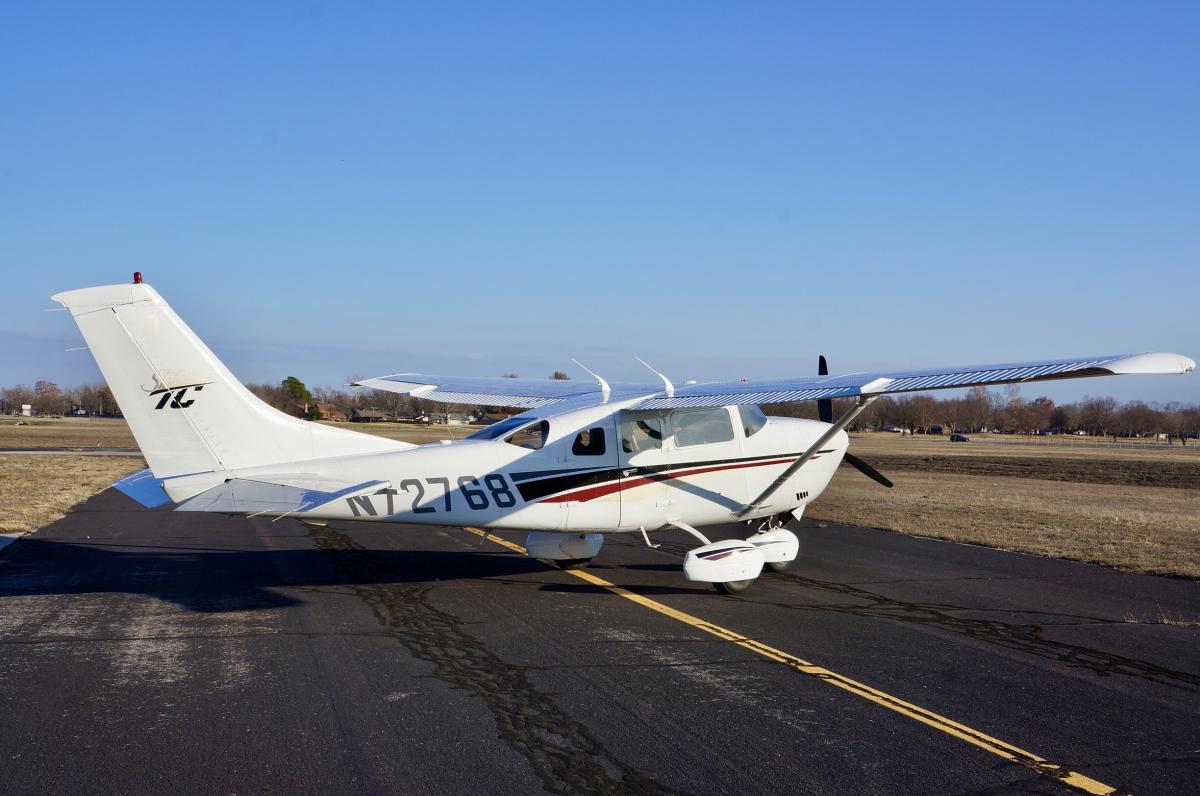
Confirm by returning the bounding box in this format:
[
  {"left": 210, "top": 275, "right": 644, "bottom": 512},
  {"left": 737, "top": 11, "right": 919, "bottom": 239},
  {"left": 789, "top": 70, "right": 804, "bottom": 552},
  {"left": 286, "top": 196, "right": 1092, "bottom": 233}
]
[
  {"left": 671, "top": 408, "right": 735, "bottom": 447},
  {"left": 505, "top": 420, "right": 550, "bottom": 450},
  {"left": 571, "top": 427, "right": 607, "bottom": 456},
  {"left": 620, "top": 413, "right": 665, "bottom": 453},
  {"left": 738, "top": 404, "right": 767, "bottom": 438}
]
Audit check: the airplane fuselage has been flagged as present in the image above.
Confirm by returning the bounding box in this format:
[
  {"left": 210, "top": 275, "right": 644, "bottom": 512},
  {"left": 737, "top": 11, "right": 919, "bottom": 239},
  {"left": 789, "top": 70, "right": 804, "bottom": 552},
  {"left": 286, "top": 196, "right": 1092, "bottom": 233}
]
[{"left": 164, "top": 399, "right": 846, "bottom": 533}]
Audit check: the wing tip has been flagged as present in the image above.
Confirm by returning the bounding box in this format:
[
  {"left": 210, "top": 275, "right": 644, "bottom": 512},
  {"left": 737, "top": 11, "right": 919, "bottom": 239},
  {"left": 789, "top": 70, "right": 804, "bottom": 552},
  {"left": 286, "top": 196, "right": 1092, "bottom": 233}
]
[{"left": 1104, "top": 352, "right": 1195, "bottom": 376}]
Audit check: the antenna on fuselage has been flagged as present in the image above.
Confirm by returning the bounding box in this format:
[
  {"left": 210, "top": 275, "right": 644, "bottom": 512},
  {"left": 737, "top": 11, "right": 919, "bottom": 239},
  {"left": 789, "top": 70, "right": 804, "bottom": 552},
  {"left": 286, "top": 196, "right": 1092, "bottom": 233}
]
[
  {"left": 571, "top": 359, "right": 611, "bottom": 403},
  {"left": 634, "top": 356, "right": 675, "bottom": 399}
]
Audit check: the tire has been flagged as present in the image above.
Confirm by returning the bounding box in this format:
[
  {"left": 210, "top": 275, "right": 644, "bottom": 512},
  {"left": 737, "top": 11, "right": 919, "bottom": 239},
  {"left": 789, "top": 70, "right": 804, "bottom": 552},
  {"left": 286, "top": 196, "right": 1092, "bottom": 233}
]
[
  {"left": 553, "top": 557, "right": 593, "bottom": 570},
  {"left": 714, "top": 579, "right": 753, "bottom": 595},
  {"left": 764, "top": 560, "right": 792, "bottom": 573}
]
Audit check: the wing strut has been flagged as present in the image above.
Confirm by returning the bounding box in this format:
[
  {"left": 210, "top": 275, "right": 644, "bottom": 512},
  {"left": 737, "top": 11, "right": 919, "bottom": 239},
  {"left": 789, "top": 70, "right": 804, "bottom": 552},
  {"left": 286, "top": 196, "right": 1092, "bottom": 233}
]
[
  {"left": 571, "top": 359, "right": 611, "bottom": 403},
  {"left": 635, "top": 356, "right": 675, "bottom": 398},
  {"left": 736, "top": 396, "right": 878, "bottom": 518}
]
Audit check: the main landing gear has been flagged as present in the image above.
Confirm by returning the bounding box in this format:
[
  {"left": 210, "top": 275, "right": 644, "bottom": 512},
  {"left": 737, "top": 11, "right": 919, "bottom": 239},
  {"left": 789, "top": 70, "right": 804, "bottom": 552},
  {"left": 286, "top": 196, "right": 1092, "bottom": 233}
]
[
  {"left": 523, "top": 518, "right": 799, "bottom": 595},
  {"left": 524, "top": 532, "right": 604, "bottom": 570},
  {"left": 668, "top": 517, "right": 799, "bottom": 595}
]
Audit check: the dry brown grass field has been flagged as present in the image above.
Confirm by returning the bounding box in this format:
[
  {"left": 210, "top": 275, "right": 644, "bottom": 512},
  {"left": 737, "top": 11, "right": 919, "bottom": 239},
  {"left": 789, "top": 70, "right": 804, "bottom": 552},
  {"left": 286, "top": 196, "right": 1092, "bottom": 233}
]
[
  {"left": 0, "top": 417, "right": 137, "bottom": 449},
  {"left": 1, "top": 419, "right": 1196, "bottom": 578},
  {"left": 811, "top": 433, "right": 1200, "bottom": 578},
  {"left": 0, "top": 454, "right": 144, "bottom": 534}
]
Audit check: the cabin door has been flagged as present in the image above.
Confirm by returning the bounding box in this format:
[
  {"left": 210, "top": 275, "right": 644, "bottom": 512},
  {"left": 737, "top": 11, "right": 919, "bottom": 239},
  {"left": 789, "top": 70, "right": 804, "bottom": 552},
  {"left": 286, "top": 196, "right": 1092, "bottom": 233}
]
[
  {"left": 556, "top": 415, "right": 621, "bottom": 532},
  {"left": 616, "top": 410, "right": 674, "bottom": 529}
]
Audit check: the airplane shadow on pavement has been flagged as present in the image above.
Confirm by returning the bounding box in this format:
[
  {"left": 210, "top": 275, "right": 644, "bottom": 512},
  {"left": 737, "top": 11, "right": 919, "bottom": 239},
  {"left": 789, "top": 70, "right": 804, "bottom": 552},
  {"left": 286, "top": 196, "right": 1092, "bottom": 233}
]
[{"left": 0, "top": 536, "right": 559, "bottom": 613}]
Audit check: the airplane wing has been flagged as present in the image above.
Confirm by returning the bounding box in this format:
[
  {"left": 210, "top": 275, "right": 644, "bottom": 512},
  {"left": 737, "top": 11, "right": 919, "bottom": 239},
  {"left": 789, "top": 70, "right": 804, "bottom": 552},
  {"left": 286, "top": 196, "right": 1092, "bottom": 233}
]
[
  {"left": 353, "top": 352, "right": 1193, "bottom": 411},
  {"left": 632, "top": 352, "right": 1195, "bottom": 409},
  {"left": 350, "top": 374, "right": 660, "bottom": 409}
]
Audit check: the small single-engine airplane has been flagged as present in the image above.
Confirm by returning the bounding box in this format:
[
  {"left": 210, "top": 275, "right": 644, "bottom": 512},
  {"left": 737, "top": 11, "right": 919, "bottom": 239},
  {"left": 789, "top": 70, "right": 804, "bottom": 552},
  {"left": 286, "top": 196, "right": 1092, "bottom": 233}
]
[{"left": 53, "top": 277, "right": 1194, "bottom": 594}]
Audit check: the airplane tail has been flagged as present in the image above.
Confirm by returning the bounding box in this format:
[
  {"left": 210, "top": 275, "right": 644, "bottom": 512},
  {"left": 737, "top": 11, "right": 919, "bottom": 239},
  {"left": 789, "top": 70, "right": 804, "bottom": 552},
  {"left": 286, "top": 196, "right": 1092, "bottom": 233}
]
[{"left": 52, "top": 281, "right": 410, "bottom": 482}]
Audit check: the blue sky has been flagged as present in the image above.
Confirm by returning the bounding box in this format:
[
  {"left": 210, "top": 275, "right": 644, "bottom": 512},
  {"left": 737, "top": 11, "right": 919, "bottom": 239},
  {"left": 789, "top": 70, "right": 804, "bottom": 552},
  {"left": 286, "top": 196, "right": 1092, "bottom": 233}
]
[{"left": 2, "top": 2, "right": 1197, "bottom": 404}]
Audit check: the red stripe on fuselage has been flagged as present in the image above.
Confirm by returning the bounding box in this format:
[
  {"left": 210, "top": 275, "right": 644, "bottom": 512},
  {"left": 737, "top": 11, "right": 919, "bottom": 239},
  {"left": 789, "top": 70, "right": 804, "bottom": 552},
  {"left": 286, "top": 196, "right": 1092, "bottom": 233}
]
[{"left": 541, "top": 456, "right": 800, "bottom": 503}]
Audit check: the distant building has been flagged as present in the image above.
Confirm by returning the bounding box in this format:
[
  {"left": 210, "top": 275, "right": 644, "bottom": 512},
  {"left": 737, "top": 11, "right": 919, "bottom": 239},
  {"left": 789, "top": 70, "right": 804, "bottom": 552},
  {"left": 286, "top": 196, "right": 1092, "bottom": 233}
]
[
  {"left": 317, "top": 403, "right": 347, "bottom": 422},
  {"left": 472, "top": 412, "right": 511, "bottom": 426},
  {"left": 396, "top": 413, "right": 430, "bottom": 424},
  {"left": 21, "top": 404, "right": 31, "bottom": 417},
  {"left": 430, "top": 412, "right": 473, "bottom": 425},
  {"left": 350, "top": 408, "right": 387, "bottom": 423}
]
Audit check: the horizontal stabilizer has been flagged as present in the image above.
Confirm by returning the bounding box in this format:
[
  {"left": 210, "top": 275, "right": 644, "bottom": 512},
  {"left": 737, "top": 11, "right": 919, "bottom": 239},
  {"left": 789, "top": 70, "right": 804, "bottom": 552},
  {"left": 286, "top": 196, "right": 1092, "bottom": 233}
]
[
  {"left": 113, "top": 468, "right": 172, "bottom": 509},
  {"left": 175, "top": 476, "right": 389, "bottom": 515}
]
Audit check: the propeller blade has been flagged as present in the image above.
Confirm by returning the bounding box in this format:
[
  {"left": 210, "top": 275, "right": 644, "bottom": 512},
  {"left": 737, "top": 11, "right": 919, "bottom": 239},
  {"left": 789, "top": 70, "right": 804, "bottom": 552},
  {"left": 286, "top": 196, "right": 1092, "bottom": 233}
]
[
  {"left": 844, "top": 452, "right": 894, "bottom": 488},
  {"left": 817, "top": 355, "right": 833, "bottom": 423}
]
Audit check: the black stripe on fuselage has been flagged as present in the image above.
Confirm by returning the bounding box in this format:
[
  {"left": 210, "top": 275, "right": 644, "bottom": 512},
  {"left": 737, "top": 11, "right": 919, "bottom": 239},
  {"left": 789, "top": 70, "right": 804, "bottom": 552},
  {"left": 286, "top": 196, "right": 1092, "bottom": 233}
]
[{"left": 512, "top": 449, "right": 838, "bottom": 503}]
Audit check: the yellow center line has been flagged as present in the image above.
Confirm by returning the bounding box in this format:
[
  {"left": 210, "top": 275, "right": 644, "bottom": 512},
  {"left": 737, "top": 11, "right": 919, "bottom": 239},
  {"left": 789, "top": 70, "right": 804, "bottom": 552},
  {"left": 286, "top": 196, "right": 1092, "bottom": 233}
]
[{"left": 463, "top": 526, "right": 1115, "bottom": 796}]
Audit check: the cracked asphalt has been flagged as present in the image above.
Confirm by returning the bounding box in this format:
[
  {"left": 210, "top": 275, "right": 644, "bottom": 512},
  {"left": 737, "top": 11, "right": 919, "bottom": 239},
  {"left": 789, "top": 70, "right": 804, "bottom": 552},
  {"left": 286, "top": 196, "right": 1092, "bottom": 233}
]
[{"left": 1, "top": 490, "right": 1198, "bottom": 795}]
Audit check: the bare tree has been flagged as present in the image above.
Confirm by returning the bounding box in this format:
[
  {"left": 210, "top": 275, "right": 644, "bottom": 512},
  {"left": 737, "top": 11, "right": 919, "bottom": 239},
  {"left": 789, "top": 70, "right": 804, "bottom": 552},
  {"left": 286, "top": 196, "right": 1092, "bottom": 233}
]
[
  {"left": 1180, "top": 406, "right": 1200, "bottom": 445},
  {"left": 1024, "top": 396, "right": 1056, "bottom": 434},
  {"left": 1118, "top": 401, "right": 1158, "bottom": 438},
  {"left": 1159, "top": 402, "right": 1183, "bottom": 444},
  {"left": 1050, "top": 402, "right": 1080, "bottom": 432},
  {"left": 32, "top": 380, "right": 64, "bottom": 416},
  {"left": 1079, "top": 396, "right": 1118, "bottom": 437},
  {"left": 961, "top": 386, "right": 993, "bottom": 432},
  {"left": 2, "top": 384, "right": 34, "bottom": 415}
]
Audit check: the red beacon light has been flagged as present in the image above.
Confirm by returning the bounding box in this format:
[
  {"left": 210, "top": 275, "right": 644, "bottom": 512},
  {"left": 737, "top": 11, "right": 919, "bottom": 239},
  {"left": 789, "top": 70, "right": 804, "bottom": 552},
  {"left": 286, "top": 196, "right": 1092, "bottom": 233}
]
[{"left": 133, "top": 272, "right": 143, "bottom": 284}]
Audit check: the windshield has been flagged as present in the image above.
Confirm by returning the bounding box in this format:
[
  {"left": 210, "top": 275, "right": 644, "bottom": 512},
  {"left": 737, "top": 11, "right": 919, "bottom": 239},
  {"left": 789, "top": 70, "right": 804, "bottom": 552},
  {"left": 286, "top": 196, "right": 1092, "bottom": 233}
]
[
  {"left": 466, "top": 416, "right": 534, "bottom": 440},
  {"left": 738, "top": 405, "right": 767, "bottom": 437}
]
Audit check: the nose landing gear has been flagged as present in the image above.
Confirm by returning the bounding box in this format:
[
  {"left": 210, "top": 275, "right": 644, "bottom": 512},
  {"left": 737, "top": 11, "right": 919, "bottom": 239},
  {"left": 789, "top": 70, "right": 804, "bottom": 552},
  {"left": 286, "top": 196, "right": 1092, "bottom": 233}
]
[{"left": 751, "top": 512, "right": 800, "bottom": 574}]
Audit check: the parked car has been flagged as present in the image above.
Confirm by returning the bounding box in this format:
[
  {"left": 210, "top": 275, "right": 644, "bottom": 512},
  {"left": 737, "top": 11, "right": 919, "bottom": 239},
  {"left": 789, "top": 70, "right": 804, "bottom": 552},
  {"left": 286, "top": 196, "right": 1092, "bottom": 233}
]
[{"left": 949, "top": 434, "right": 970, "bottom": 443}]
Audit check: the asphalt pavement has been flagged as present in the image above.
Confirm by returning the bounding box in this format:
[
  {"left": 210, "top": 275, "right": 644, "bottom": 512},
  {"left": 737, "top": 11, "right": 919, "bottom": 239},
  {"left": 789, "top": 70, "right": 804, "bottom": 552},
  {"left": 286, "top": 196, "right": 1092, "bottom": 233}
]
[{"left": 1, "top": 490, "right": 1198, "bottom": 795}]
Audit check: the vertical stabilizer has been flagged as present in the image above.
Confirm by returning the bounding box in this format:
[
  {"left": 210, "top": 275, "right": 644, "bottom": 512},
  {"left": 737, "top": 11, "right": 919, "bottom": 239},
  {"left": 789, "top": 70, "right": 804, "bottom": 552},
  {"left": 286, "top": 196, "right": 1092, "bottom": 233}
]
[{"left": 52, "top": 282, "right": 409, "bottom": 479}]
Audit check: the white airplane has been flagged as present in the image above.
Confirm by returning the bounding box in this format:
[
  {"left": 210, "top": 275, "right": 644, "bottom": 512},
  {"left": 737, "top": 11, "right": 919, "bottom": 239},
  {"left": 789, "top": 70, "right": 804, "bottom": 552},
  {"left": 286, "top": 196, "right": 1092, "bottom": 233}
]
[{"left": 53, "top": 278, "right": 1195, "bottom": 594}]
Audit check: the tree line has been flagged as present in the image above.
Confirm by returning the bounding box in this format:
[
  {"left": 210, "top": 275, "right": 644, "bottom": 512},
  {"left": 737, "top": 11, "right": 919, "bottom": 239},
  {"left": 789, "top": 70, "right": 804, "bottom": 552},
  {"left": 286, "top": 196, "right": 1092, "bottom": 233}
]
[
  {"left": 763, "top": 385, "right": 1200, "bottom": 440},
  {"left": 4, "top": 378, "right": 1197, "bottom": 440}
]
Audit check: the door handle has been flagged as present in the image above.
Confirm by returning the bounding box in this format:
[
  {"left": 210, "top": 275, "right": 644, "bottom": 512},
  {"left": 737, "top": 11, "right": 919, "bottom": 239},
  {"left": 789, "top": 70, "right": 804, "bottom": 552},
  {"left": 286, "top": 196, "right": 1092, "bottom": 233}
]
[{"left": 621, "top": 468, "right": 638, "bottom": 477}]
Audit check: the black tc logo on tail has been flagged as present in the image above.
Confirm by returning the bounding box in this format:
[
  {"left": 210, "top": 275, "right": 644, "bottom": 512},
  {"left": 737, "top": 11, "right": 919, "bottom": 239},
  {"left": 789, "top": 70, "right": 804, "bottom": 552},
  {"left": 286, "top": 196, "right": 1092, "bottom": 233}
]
[{"left": 149, "top": 383, "right": 209, "bottom": 409}]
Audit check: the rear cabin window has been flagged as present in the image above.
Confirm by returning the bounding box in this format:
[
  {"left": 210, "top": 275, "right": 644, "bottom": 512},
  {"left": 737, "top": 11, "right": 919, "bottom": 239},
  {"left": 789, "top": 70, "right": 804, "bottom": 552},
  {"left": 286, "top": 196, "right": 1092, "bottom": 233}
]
[
  {"left": 571, "top": 427, "right": 607, "bottom": 456},
  {"left": 505, "top": 420, "right": 550, "bottom": 450},
  {"left": 620, "top": 414, "right": 665, "bottom": 453},
  {"left": 672, "top": 409, "right": 735, "bottom": 447},
  {"left": 467, "top": 416, "right": 534, "bottom": 440},
  {"left": 738, "top": 405, "right": 767, "bottom": 438}
]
